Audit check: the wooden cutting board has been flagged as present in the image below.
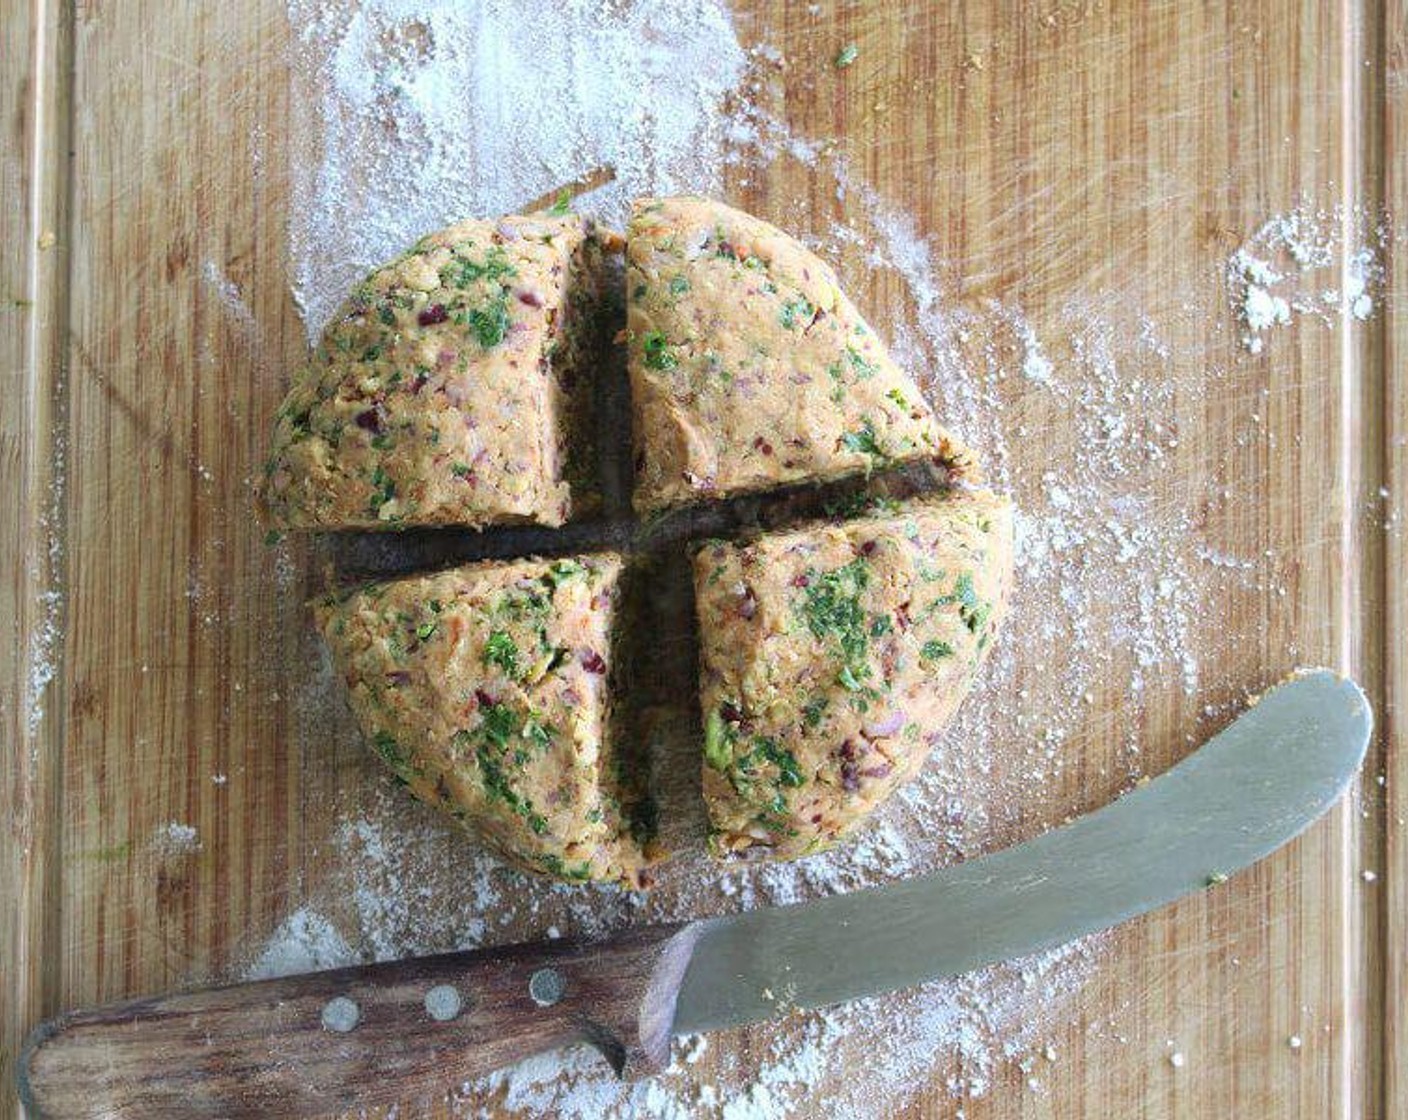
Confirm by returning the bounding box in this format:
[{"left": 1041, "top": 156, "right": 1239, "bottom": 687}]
[{"left": 2, "top": 2, "right": 1404, "bottom": 1117}]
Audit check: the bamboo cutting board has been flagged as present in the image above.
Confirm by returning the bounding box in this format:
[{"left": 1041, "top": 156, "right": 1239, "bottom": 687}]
[{"left": 2, "top": 2, "right": 1405, "bottom": 1118}]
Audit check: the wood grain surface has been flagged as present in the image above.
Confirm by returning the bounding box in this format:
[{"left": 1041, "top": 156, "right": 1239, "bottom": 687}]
[{"left": 2, "top": 2, "right": 1404, "bottom": 1118}]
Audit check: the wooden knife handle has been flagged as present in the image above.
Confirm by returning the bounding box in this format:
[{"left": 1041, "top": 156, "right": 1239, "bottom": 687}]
[{"left": 18, "top": 921, "right": 703, "bottom": 1119}]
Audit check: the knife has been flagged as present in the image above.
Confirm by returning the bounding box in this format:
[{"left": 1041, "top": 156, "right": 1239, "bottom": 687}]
[{"left": 17, "top": 669, "right": 1370, "bottom": 1119}]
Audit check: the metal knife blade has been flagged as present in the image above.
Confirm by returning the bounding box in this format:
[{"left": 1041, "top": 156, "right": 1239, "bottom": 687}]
[{"left": 672, "top": 668, "right": 1370, "bottom": 1034}]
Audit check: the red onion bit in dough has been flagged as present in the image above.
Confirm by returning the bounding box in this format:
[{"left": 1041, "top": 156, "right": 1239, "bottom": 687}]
[{"left": 862, "top": 709, "right": 906, "bottom": 739}]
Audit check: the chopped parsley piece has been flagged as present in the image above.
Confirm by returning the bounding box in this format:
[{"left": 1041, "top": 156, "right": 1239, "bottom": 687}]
[
  {"left": 642, "top": 330, "right": 677, "bottom": 370},
  {"left": 826, "top": 361, "right": 846, "bottom": 404},
  {"left": 369, "top": 466, "right": 395, "bottom": 510},
  {"left": 835, "top": 43, "right": 859, "bottom": 68},
  {"left": 415, "top": 621, "right": 438, "bottom": 641},
  {"left": 546, "top": 558, "right": 586, "bottom": 586},
  {"left": 870, "top": 615, "right": 893, "bottom": 637},
  {"left": 740, "top": 737, "right": 804, "bottom": 788},
  {"left": 479, "top": 702, "right": 520, "bottom": 749},
  {"left": 538, "top": 853, "right": 593, "bottom": 880},
  {"left": 921, "top": 639, "right": 955, "bottom": 661},
  {"left": 668, "top": 275, "right": 691, "bottom": 296},
  {"left": 378, "top": 305, "right": 397, "bottom": 327},
  {"left": 441, "top": 246, "right": 516, "bottom": 288},
  {"left": 483, "top": 630, "right": 521, "bottom": 677},
  {"left": 522, "top": 717, "right": 553, "bottom": 751},
  {"left": 840, "top": 420, "right": 886, "bottom": 460},
  {"left": 952, "top": 573, "right": 993, "bottom": 633},
  {"left": 779, "top": 296, "right": 816, "bottom": 330},
  {"left": 727, "top": 734, "right": 806, "bottom": 815},
  {"left": 846, "top": 346, "right": 879, "bottom": 378},
  {"left": 800, "top": 558, "right": 872, "bottom": 683},
  {"left": 370, "top": 730, "right": 421, "bottom": 784},
  {"left": 801, "top": 695, "right": 828, "bottom": 728},
  {"left": 450, "top": 461, "right": 472, "bottom": 477},
  {"left": 548, "top": 189, "right": 572, "bottom": 216},
  {"left": 468, "top": 703, "right": 554, "bottom": 837},
  {"left": 886, "top": 387, "right": 910, "bottom": 410},
  {"left": 469, "top": 297, "right": 511, "bottom": 348}
]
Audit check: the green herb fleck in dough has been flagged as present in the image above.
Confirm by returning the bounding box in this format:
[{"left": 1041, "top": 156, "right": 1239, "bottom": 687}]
[
  {"left": 522, "top": 717, "right": 553, "bottom": 752},
  {"left": 746, "top": 737, "right": 804, "bottom": 788},
  {"left": 538, "top": 853, "right": 594, "bottom": 881},
  {"left": 921, "top": 639, "right": 955, "bottom": 662},
  {"left": 840, "top": 420, "right": 885, "bottom": 461},
  {"left": 642, "top": 330, "right": 677, "bottom": 370},
  {"left": 470, "top": 703, "right": 552, "bottom": 836},
  {"left": 826, "top": 361, "right": 846, "bottom": 404},
  {"left": 469, "top": 297, "right": 511, "bottom": 348},
  {"left": 483, "top": 630, "right": 521, "bottom": 677},
  {"left": 441, "top": 246, "right": 516, "bottom": 289},
  {"left": 846, "top": 347, "right": 879, "bottom": 379},
  {"left": 369, "top": 466, "right": 395, "bottom": 512},
  {"left": 546, "top": 558, "right": 586, "bottom": 586},
  {"left": 952, "top": 573, "right": 993, "bottom": 633},
  {"left": 800, "top": 557, "right": 873, "bottom": 686},
  {"left": 548, "top": 189, "right": 572, "bottom": 217},
  {"left": 779, "top": 296, "right": 816, "bottom": 330},
  {"left": 704, "top": 708, "right": 734, "bottom": 771},
  {"left": 416, "top": 621, "right": 438, "bottom": 641},
  {"left": 668, "top": 275, "right": 691, "bottom": 296}
]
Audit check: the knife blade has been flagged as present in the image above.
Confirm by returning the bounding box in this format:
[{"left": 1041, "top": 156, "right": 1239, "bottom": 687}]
[
  {"left": 672, "top": 667, "right": 1371, "bottom": 1032},
  {"left": 17, "top": 669, "right": 1370, "bottom": 1119}
]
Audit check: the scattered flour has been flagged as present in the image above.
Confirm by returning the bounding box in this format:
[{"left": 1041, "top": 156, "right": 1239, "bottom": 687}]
[
  {"left": 150, "top": 821, "right": 202, "bottom": 856},
  {"left": 1226, "top": 204, "right": 1388, "bottom": 351},
  {"left": 24, "top": 588, "right": 63, "bottom": 737},
  {"left": 245, "top": 906, "right": 352, "bottom": 980},
  {"left": 286, "top": 0, "right": 748, "bottom": 336}
]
